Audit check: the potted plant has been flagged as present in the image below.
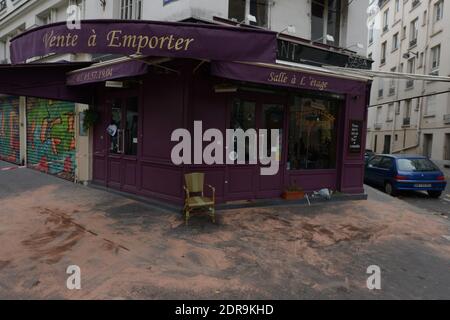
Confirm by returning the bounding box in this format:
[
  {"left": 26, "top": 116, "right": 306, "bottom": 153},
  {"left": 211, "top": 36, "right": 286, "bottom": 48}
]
[
  {"left": 82, "top": 108, "right": 99, "bottom": 132},
  {"left": 282, "top": 185, "right": 305, "bottom": 200}
]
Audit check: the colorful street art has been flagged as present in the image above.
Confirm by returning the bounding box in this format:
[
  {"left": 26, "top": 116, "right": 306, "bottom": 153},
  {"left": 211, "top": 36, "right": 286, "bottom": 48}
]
[
  {"left": 0, "top": 96, "right": 21, "bottom": 165},
  {"left": 26, "top": 98, "right": 76, "bottom": 181}
]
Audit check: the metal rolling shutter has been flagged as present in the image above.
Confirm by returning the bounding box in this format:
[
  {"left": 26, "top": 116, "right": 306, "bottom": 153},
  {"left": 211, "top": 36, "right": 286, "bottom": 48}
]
[
  {"left": 0, "top": 96, "right": 21, "bottom": 165},
  {"left": 26, "top": 98, "right": 77, "bottom": 181}
]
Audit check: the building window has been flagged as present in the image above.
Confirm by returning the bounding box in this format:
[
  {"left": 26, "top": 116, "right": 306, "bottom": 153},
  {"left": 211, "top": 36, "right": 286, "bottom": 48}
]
[
  {"left": 229, "top": 0, "right": 268, "bottom": 27},
  {"left": 380, "top": 41, "right": 387, "bottom": 64},
  {"left": 120, "top": 0, "right": 142, "bottom": 20},
  {"left": 395, "top": 102, "right": 400, "bottom": 115},
  {"left": 395, "top": 0, "right": 400, "bottom": 13},
  {"left": 392, "top": 32, "right": 399, "bottom": 51},
  {"left": 230, "top": 99, "right": 256, "bottom": 162},
  {"left": 389, "top": 67, "right": 396, "bottom": 95},
  {"left": 410, "top": 18, "right": 419, "bottom": 47},
  {"left": 404, "top": 99, "right": 412, "bottom": 118},
  {"left": 383, "top": 9, "right": 389, "bottom": 32},
  {"left": 406, "top": 58, "right": 415, "bottom": 88},
  {"left": 287, "top": 96, "right": 338, "bottom": 170},
  {"left": 387, "top": 104, "right": 394, "bottom": 121},
  {"left": 0, "top": 0, "right": 6, "bottom": 13},
  {"left": 434, "top": 0, "right": 444, "bottom": 23},
  {"left": 430, "top": 45, "right": 441, "bottom": 75},
  {"left": 425, "top": 95, "right": 437, "bottom": 116},
  {"left": 369, "top": 22, "right": 374, "bottom": 44},
  {"left": 376, "top": 106, "right": 382, "bottom": 124},
  {"left": 311, "top": 0, "right": 341, "bottom": 45},
  {"left": 378, "top": 78, "right": 384, "bottom": 97}
]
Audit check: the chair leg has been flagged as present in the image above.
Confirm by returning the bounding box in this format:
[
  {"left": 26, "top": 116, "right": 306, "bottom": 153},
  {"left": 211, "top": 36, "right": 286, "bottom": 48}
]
[
  {"left": 211, "top": 207, "right": 216, "bottom": 224},
  {"left": 185, "top": 209, "right": 190, "bottom": 226}
]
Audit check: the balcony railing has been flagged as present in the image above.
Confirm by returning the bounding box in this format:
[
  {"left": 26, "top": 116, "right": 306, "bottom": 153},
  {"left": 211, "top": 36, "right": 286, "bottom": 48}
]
[
  {"left": 412, "top": 0, "right": 420, "bottom": 9},
  {"left": 403, "top": 117, "right": 411, "bottom": 126},
  {"left": 409, "top": 38, "right": 417, "bottom": 48},
  {"left": 389, "top": 87, "right": 396, "bottom": 96}
]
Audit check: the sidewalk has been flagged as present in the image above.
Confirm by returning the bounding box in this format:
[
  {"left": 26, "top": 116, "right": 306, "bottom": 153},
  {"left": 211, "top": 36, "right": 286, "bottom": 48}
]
[{"left": 0, "top": 161, "right": 449, "bottom": 299}]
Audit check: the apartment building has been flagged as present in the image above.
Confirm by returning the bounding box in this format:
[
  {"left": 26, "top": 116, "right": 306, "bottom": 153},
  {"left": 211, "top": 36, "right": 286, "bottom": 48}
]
[
  {"left": 0, "top": 0, "right": 368, "bottom": 64},
  {"left": 367, "top": 0, "right": 450, "bottom": 162}
]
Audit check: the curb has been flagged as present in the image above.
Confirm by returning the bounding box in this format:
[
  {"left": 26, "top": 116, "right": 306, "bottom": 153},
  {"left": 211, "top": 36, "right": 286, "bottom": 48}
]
[{"left": 88, "top": 182, "right": 367, "bottom": 213}]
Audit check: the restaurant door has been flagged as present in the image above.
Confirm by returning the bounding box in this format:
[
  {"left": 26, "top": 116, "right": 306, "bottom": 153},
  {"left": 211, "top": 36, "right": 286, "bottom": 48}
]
[
  {"left": 106, "top": 92, "right": 140, "bottom": 193},
  {"left": 226, "top": 93, "right": 287, "bottom": 201}
]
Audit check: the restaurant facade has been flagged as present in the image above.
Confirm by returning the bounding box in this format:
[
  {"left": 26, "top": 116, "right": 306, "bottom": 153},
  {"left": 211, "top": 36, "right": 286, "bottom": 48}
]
[{"left": 0, "top": 20, "right": 372, "bottom": 205}]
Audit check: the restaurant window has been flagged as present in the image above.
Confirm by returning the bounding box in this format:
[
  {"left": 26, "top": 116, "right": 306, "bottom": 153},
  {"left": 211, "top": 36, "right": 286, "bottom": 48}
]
[
  {"left": 311, "top": 0, "right": 341, "bottom": 45},
  {"left": 120, "top": 0, "right": 142, "bottom": 20},
  {"left": 230, "top": 99, "right": 256, "bottom": 162},
  {"left": 288, "top": 97, "right": 338, "bottom": 170},
  {"left": 228, "top": 0, "right": 268, "bottom": 27}
]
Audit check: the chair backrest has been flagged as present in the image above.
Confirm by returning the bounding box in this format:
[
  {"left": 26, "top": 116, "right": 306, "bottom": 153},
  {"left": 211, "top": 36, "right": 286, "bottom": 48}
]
[{"left": 185, "top": 173, "right": 204, "bottom": 193}]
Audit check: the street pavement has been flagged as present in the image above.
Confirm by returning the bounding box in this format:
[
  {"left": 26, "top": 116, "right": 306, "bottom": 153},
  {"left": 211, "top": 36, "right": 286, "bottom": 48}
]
[
  {"left": 0, "top": 161, "right": 449, "bottom": 299},
  {"left": 364, "top": 181, "right": 450, "bottom": 217}
]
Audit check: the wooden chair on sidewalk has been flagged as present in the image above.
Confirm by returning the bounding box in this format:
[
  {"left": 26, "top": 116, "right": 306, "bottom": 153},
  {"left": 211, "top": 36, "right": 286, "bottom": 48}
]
[{"left": 183, "top": 173, "right": 216, "bottom": 225}]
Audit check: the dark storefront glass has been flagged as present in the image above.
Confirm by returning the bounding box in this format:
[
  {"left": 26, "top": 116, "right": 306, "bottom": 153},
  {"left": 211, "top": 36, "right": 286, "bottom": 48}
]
[
  {"left": 288, "top": 96, "right": 338, "bottom": 170},
  {"left": 110, "top": 98, "right": 122, "bottom": 154},
  {"left": 262, "top": 104, "right": 284, "bottom": 158},
  {"left": 230, "top": 99, "right": 256, "bottom": 162},
  {"left": 125, "top": 97, "right": 139, "bottom": 156},
  {"left": 109, "top": 96, "right": 139, "bottom": 156}
]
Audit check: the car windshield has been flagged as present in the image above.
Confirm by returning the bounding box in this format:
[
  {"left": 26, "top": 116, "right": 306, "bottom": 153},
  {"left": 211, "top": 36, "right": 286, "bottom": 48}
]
[{"left": 397, "top": 158, "right": 439, "bottom": 172}]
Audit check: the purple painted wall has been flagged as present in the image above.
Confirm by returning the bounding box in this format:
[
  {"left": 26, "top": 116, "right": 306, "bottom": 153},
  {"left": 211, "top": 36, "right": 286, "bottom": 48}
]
[{"left": 92, "top": 62, "right": 370, "bottom": 204}]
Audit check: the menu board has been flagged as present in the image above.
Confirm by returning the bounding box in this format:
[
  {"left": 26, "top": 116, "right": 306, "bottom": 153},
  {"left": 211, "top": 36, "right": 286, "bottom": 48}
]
[{"left": 349, "top": 120, "right": 363, "bottom": 153}]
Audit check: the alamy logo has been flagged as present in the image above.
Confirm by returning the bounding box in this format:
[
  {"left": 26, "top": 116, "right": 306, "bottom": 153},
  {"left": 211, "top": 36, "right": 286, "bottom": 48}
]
[
  {"left": 366, "top": 265, "right": 381, "bottom": 290},
  {"left": 171, "top": 121, "right": 280, "bottom": 176},
  {"left": 67, "top": 5, "right": 81, "bottom": 30},
  {"left": 66, "top": 265, "right": 81, "bottom": 290}
]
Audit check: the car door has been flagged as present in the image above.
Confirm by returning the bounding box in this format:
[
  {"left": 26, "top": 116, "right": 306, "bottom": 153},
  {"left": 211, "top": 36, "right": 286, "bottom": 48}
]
[
  {"left": 365, "top": 156, "right": 382, "bottom": 184},
  {"left": 377, "top": 157, "right": 395, "bottom": 185}
]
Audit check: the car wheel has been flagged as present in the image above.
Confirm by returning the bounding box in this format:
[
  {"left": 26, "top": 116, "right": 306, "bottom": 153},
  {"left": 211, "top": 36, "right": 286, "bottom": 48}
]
[
  {"left": 428, "top": 191, "right": 442, "bottom": 198},
  {"left": 385, "top": 182, "right": 397, "bottom": 196}
]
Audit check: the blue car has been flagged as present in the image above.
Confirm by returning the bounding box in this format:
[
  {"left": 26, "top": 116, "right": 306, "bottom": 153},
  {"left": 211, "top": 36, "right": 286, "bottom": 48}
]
[{"left": 364, "top": 154, "right": 447, "bottom": 198}]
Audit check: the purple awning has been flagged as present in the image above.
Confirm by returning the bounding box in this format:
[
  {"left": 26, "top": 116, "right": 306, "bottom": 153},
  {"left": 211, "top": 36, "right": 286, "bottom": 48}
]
[
  {"left": 67, "top": 58, "right": 148, "bottom": 86},
  {"left": 10, "top": 20, "right": 277, "bottom": 64},
  {"left": 210, "top": 61, "right": 368, "bottom": 95},
  {"left": 0, "top": 62, "right": 93, "bottom": 103}
]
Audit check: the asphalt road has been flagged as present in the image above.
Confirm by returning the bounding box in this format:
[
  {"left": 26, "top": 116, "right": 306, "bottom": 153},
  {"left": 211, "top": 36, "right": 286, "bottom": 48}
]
[{"left": 365, "top": 182, "right": 450, "bottom": 218}]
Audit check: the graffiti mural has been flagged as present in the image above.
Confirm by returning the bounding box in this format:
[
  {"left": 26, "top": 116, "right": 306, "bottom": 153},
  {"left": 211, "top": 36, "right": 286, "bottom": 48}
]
[
  {"left": 27, "top": 98, "right": 76, "bottom": 181},
  {"left": 0, "top": 96, "right": 21, "bottom": 165}
]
